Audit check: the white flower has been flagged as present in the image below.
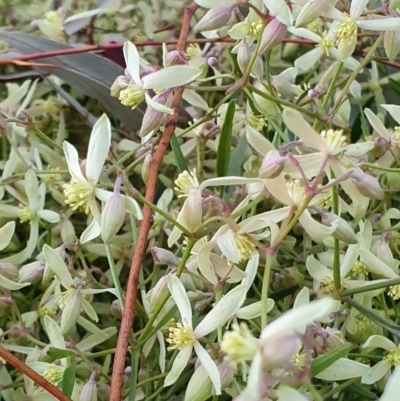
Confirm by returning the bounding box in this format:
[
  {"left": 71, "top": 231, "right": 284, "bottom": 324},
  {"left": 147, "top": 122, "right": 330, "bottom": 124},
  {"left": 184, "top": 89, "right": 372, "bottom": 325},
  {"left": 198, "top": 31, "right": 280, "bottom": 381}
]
[
  {"left": 289, "top": 26, "right": 360, "bottom": 72},
  {"left": 164, "top": 274, "right": 247, "bottom": 394},
  {"left": 362, "top": 335, "right": 400, "bottom": 384},
  {"left": 119, "top": 42, "right": 201, "bottom": 113},
  {"left": 0, "top": 170, "right": 59, "bottom": 265},
  {"left": 324, "top": 0, "right": 400, "bottom": 61},
  {"left": 63, "top": 114, "right": 142, "bottom": 243}
]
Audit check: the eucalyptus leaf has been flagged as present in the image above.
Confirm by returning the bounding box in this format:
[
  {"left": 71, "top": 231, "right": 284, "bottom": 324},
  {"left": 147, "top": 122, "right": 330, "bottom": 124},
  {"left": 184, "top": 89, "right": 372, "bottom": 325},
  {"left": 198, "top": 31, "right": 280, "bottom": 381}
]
[{"left": 0, "top": 31, "right": 143, "bottom": 131}]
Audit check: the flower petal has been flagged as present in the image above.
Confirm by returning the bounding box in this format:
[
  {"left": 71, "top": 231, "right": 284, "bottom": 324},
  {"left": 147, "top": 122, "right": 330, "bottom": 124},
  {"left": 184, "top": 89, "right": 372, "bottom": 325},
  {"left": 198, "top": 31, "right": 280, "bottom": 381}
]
[
  {"left": 382, "top": 104, "right": 400, "bottom": 125},
  {"left": 123, "top": 42, "right": 142, "bottom": 85},
  {"left": 380, "top": 364, "right": 400, "bottom": 401},
  {"left": 358, "top": 18, "right": 400, "bottom": 31},
  {"left": 316, "top": 358, "right": 370, "bottom": 381},
  {"left": 37, "top": 210, "right": 60, "bottom": 224},
  {"left": 282, "top": 109, "right": 326, "bottom": 152},
  {"left": 142, "top": 66, "right": 201, "bottom": 90},
  {"left": 63, "top": 141, "right": 87, "bottom": 183},
  {"left": 364, "top": 108, "right": 391, "bottom": 141},
  {"left": 43, "top": 315, "right": 65, "bottom": 350},
  {"left": 24, "top": 170, "right": 39, "bottom": 210},
  {"left": 0, "top": 275, "right": 30, "bottom": 290},
  {"left": 362, "top": 360, "right": 391, "bottom": 385},
  {"left": 362, "top": 335, "right": 396, "bottom": 351},
  {"left": 306, "top": 255, "right": 332, "bottom": 283},
  {"left": 182, "top": 89, "right": 209, "bottom": 112},
  {"left": 195, "top": 285, "right": 246, "bottom": 337},
  {"left": 294, "top": 47, "right": 324, "bottom": 72},
  {"left": 276, "top": 386, "right": 309, "bottom": 401},
  {"left": 167, "top": 274, "right": 193, "bottom": 325},
  {"left": 263, "top": 0, "right": 293, "bottom": 25},
  {"left": 145, "top": 92, "right": 174, "bottom": 114},
  {"left": 260, "top": 297, "right": 339, "bottom": 341},
  {"left": 164, "top": 346, "right": 192, "bottom": 387},
  {"left": 86, "top": 114, "right": 111, "bottom": 184},
  {"left": 359, "top": 249, "right": 398, "bottom": 279},
  {"left": 193, "top": 341, "right": 221, "bottom": 394},
  {"left": 246, "top": 125, "right": 275, "bottom": 156},
  {"left": 0, "top": 221, "right": 15, "bottom": 251},
  {"left": 80, "top": 218, "right": 101, "bottom": 244},
  {"left": 350, "top": 0, "right": 369, "bottom": 18},
  {"left": 43, "top": 244, "right": 74, "bottom": 288},
  {"left": 195, "top": 0, "right": 235, "bottom": 7},
  {"left": 299, "top": 209, "right": 336, "bottom": 241}
]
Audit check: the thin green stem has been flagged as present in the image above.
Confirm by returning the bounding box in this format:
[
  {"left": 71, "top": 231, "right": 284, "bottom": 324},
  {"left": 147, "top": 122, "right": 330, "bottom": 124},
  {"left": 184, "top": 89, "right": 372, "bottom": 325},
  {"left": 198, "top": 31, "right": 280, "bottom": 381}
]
[
  {"left": 105, "top": 244, "right": 125, "bottom": 309},
  {"left": 332, "top": 35, "right": 383, "bottom": 115},
  {"left": 340, "top": 277, "right": 400, "bottom": 296},
  {"left": 136, "top": 239, "right": 196, "bottom": 345},
  {"left": 332, "top": 180, "right": 341, "bottom": 291},
  {"left": 362, "top": 162, "right": 400, "bottom": 173},
  {"left": 261, "top": 253, "right": 272, "bottom": 329},
  {"left": 128, "top": 349, "right": 140, "bottom": 401},
  {"left": 322, "top": 61, "right": 343, "bottom": 112},
  {"left": 134, "top": 192, "right": 192, "bottom": 237}
]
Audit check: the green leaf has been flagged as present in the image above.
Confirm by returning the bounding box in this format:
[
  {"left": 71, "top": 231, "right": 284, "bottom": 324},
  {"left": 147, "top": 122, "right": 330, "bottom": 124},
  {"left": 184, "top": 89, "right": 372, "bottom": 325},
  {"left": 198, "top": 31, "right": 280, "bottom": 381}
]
[
  {"left": 47, "top": 347, "right": 76, "bottom": 359},
  {"left": 0, "top": 32, "right": 144, "bottom": 132},
  {"left": 62, "top": 365, "right": 76, "bottom": 398},
  {"left": 170, "top": 134, "right": 188, "bottom": 173},
  {"left": 216, "top": 100, "right": 235, "bottom": 178},
  {"left": 345, "top": 297, "right": 400, "bottom": 338},
  {"left": 389, "top": 78, "right": 400, "bottom": 97},
  {"left": 311, "top": 345, "right": 351, "bottom": 377}
]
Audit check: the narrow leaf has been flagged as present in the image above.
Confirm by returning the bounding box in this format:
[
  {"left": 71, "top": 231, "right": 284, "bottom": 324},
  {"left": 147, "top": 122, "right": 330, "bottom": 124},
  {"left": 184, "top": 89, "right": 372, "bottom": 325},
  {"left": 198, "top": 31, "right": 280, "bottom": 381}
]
[
  {"left": 62, "top": 365, "right": 76, "bottom": 397},
  {"left": 311, "top": 345, "right": 351, "bottom": 377},
  {"left": 170, "top": 134, "right": 188, "bottom": 173},
  {"left": 216, "top": 100, "right": 235, "bottom": 178}
]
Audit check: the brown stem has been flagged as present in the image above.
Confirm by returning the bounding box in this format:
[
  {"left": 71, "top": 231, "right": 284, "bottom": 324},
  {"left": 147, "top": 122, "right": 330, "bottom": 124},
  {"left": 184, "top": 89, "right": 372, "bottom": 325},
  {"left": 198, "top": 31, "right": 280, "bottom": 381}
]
[
  {"left": 0, "top": 345, "right": 72, "bottom": 401},
  {"left": 108, "top": 3, "right": 199, "bottom": 401}
]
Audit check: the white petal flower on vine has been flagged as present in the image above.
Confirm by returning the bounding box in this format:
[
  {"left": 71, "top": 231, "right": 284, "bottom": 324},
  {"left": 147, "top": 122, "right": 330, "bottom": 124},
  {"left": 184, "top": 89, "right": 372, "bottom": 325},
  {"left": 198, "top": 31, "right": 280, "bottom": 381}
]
[
  {"left": 119, "top": 42, "right": 201, "bottom": 112},
  {"left": 362, "top": 335, "right": 400, "bottom": 384},
  {"left": 164, "top": 274, "right": 246, "bottom": 394},
  {"left": 63, "top": 114, "right": 141, "bottom": 243}
]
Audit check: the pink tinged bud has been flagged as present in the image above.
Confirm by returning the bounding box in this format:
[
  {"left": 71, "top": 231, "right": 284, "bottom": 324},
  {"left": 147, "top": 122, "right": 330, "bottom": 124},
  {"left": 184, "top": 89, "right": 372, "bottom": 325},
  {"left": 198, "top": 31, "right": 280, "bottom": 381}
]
[
  {"left": 101, "top": 178, "right": 126, "bottom": 244},
  {"left": 320, "top": 212, "right": 358, "bottom": 244},
  {"left": 194, "top": 5, "right": 236, "bottom": 33},
  {"left": 377, "top": 237, "right": 394, "bottom": 268},
  {"left": 18, "top": 261, "right": 45, "bottom": 283},
  {"left": 111, "top": 299, "right": 122, "bottom": 319},
  {"left": 258, "top": 18, "right": 287, "bottom": 56},
  {"left": 295, "top": 0, "right": 329, "bottom": 28},
  {"left": 258, "top": 152, "right": 287, "bottom": 179},
  {"left": 384, "top": 30, "right": 400, "bottom": 62},
  {"left": 207, "top": 57, "right": 219, "bottom": 68},
  {"left": 147, "top": 276, "right": 168, "bottom": 310},
  {"left": 261, "top": 333, "right": 299, "bottom": 369},
  {"left": 80, "top": 371, "right": 97, "bottom": 401},
  {"left": 165, "top": 50, "right": 187, "bottom": 66},
  {"left": 139, "top": 91, "right": 172, "bottom": 138},
  {"left": 0, "top": 262, "right": 18, "bottom": 280},
  {"left": 151, "top": 247, "right": 180, "bottom": 266},
  {"left": 351, "top": 172, "right": 384, "bottom": 200}
]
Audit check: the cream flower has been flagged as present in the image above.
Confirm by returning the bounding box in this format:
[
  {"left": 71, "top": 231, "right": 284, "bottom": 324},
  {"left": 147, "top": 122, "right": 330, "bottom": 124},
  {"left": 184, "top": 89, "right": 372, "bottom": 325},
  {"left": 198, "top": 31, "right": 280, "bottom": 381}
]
[
  {"left": 164, "top": 274, "right": 246, "bottom": 394},
  {"left": 63, "top": 114, "right": 142, "bottom": 243}
]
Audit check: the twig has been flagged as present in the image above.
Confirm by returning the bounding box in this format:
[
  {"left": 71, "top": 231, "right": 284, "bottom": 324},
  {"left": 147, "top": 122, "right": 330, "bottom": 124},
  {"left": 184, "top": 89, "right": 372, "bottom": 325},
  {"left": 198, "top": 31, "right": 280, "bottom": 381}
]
[
  {"left": 0, "top": 345, "right": 72, "bottom": 401},
  {"left": 108, "top": 3, "right": 199, "bottom": 401}
]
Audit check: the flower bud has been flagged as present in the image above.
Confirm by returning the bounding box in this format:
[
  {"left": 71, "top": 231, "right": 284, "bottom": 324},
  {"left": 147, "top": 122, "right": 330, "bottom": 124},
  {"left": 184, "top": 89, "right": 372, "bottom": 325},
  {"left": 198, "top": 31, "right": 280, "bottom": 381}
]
[
  {"left": 146, "top": 276, "right": 168, "bottom": 311},
  {"left": 151, "top": 247, "right": 180, "bottom": 266},
  {"left": 139, "top": 91, "right": 172, "bottom": 138},
  {"left": 0, "top": 262, "right": 18, "bottom": 280},
  {"left": 258, "top": 152, "right": 287, "bottom": 179},
  {"left": 111, "top": 299, "right": 122, "bottom": 319},
  {"left": 60, "top": 215, "right": 76, "bottom": 243},
  {"left": 258, "top": 18, "right": 287, "bottom": 56},
  {"left": 253, "top": 80, "right": 279, "bottom": 117},
  {"left": 237, "top": 39, "right": 250, "bottom": 76},
  {"left": 101, "top": 178, "right": 125, "bottom": 244},
  {"left": 60, "top": 289, "right": 82, "bottom": 334},
  {"left": 184, "top": 364, "right": 213, "bottom": 401},
  {"left": 110, "top": 75, "right": 129, "bottom": 98},
  {"left": 18, "top": 260, "right": 45, "bottom": 283},
  {"left": 165, "top": 50, "right": 187, "bottom": 66},
  {"left": 207, "top": 57, "right": 219, "bottom": 68},
  {"left": 194, "top": 5, "right": 236, "bottom": 33},
  {"left": 384, "top": 30, "right": 400, "bottom": 62},
  {"left": 349, "top": 80, "right": 362, "bottom": 99},
  {"left": 320, "top": 212, "right": 358, "bottom": 244},
  {"left": 141, "top": 154, "right": 151, "bottom": 184},
  {"left": 80, "top": 371, "right": 97, "bottom": 401},
  {"left": 295, "top": 0, "right": 329, "bottom": 27},
  {"left": 351, "top": 172, "right": 384, "bottom": 200},
  {"left": 376, "top": 236, "right": 394, "bottom": 268}
]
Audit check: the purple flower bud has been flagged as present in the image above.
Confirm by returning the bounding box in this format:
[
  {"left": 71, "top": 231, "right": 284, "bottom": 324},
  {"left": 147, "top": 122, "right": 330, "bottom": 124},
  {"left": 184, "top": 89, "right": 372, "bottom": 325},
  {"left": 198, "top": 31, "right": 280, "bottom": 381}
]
[
  {"left": 165, "top": 50, "right": 187, "bottom": 66},
  {"left": 194, "top": 5, "right": 236, "bottom": 33},
  {"left": 207, "top": 57, "right": 219, "bottom": 68},
  {"left": 258, "top": 18, "right": 287, "bottom": 55},
  {"left": 351, "top": 172, "right": 384, "bottom": 200}
]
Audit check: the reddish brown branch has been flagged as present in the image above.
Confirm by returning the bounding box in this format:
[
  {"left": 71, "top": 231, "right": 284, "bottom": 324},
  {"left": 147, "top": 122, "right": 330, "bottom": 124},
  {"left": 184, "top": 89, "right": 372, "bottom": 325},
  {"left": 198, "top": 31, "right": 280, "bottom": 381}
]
[
  {"left": 0, "top": 345, "right": 72, "bottom": 401},
  {"left": 0, "top": 37, "right": 317, "bottom": 66},
  {"left": 108, "top": 3, "right": 199, "bottom": 401}
]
